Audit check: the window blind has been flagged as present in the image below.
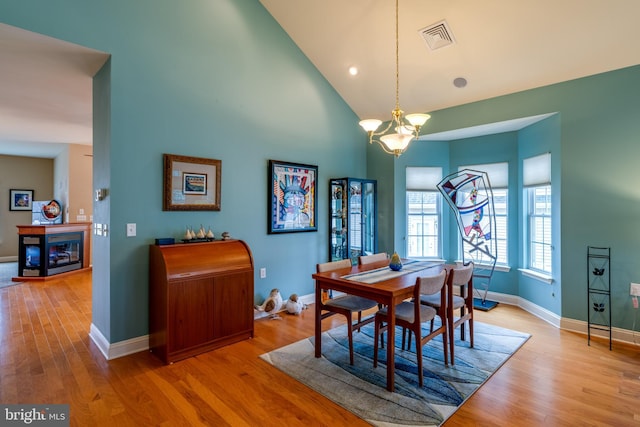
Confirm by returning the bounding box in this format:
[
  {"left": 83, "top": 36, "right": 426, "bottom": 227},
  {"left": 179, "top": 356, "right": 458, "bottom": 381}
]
[
  {"left": 523, "top": 153, "right": 551, "bottom": 187},
  {"left": 458, "top": 162, "right": 508, "bottom": 188},
  {"left": 406, "top": 167, "right": 442, "bottom": 190}
]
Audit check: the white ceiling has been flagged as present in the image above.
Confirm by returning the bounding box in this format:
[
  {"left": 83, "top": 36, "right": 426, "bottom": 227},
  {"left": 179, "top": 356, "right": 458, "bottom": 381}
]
[
  {"left": 0, "top": 24, "right": 108, "bottom": 158},
  {"left": 2, "top": 1, "right": 640, "bottom": 158}
]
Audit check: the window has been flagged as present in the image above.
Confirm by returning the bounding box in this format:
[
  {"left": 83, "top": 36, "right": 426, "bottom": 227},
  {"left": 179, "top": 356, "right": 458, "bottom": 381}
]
[
  {"left": 406, "top": 167, "right": 441, "bottom": 258},
  {"left": 458, "top": 162, "right": 508, "bottom": 266},
  {"left": 527, "top": 185, "right": 552, "bottom": 274},
  {"left": 523, "top": 153, "right": 552, "bottom": 276},
  {"left": 407, "top": 191, "right": 440, "bottom": 258}
]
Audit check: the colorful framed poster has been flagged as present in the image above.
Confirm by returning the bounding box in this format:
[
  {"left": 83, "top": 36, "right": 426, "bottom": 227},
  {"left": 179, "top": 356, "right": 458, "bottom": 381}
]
[{"left": 268, "top": 160, "right": 317, "bottom": 234}]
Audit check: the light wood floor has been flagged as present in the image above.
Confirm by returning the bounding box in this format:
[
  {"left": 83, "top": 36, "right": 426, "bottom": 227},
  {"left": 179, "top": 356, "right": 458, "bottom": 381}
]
[{"left": 1, "top": 270, "right": 639, "bottom": 426}]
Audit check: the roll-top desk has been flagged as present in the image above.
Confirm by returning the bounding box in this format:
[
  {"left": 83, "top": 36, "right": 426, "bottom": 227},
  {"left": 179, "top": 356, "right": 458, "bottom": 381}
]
[{"left": 149, "top": 239, "right": 254, "bottom": 364}]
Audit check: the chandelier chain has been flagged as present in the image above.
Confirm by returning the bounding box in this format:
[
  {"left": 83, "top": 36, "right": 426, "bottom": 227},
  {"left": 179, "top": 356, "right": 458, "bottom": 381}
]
[{"left": 394, "top": 0, "right": 400, "bottom": 111}]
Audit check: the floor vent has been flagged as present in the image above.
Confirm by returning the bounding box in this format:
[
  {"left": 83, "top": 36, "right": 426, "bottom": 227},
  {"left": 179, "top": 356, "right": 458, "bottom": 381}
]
[{"left": 419, "top": 20, "right": 455, "bottom": 50}]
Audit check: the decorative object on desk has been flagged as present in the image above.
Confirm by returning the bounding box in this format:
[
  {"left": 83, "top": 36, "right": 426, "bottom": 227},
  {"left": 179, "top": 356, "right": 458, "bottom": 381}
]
[
  {"left": 268, "top": 160, "right": 317, "bottom": 234},
  {"left": 41, "top": 199, "right": 62, "bottom": 222},
  {"left": 389, "top": 252, "right": 402, "bottom": 271},
  {"left": 184, "top": 227, "right": 193, "bottom": 241},
  {"left": 9, "top": 189, "right": 34, "bottom": 211},
  {"left": 206, "top": 227, "right": 214, "bottom": 239},
  {"left": 261, "top": 321, "right": 530, "bottom": 427},
  {"left": 196, "top": 225, "right": 205, "bottom": 239},
  {"left": 163, "top": 153, "right": 221, "bottom": 211},
  {"left": 221, "top": 231, "right": 230, "bottom": 240},
  {"left": 284, "top": 293, "right": 305, "bottom": 315},
  {"left": 255, "top": 288, "right": 283, "bottom": 319}
]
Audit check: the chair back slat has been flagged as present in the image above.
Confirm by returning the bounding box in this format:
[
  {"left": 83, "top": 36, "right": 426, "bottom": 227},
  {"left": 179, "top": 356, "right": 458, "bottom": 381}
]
[
  {"left": 450, "top": 263, "right": 473, "bottom": 286},
  {"left": 358, "top": 252, "right": 388, "bottom": 266},
  {"left": 416, "top": 270, "right": 447, "bottom": 297},
  {"left": 317, "top": 259, "right": 352, "bottom": 273}
]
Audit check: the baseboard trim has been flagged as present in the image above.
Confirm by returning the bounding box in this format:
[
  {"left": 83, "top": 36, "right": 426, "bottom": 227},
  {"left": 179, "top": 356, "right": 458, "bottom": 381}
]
[
  {"left": 89, "top": 323, "right": 149, "bottom": 360},
  {"left": 0, "top": 256, "right": 18, "bottom": 263},
  {"left": 96, "top": 290, "right": 639, "bottom": 360}
]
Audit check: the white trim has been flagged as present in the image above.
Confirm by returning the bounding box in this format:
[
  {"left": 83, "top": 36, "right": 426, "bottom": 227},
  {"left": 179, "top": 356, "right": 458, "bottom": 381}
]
[
  {"left": 518, "top": 268, "right": 553, "bottom": 284},
  {"left": 92, "top": 290, "right": 640, "bottom": 361},
  {"left": 89, "top": 323, "right": 149, "bottom": 360},
  {"left": 0, "top": 256, "right": 18, "bottom": 263}
]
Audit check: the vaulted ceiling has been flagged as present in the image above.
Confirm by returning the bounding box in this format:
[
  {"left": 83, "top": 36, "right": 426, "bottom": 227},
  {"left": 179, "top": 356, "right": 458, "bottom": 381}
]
[{"left": 1, "top": 0, "right": 639, "bottom": 157}]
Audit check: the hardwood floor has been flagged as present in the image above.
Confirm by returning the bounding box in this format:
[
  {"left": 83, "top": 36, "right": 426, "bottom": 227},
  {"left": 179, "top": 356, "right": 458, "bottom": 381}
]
[{"left": 1, "top": 270, "right": 639, "bottom": 426}]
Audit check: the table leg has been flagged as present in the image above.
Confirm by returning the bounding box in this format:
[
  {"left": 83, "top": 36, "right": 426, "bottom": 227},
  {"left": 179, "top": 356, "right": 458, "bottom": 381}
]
[
  {"left": 386, "top": 299, "right": 395, "bottom": 392},
  {"left": 314, "top": 280, "right": 322, "bottom": 358}
]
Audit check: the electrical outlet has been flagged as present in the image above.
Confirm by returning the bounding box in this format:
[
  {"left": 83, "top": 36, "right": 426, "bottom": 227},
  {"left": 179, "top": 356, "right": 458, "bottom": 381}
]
[
  {"left": 630, "top": 283, "right": 640, "bottom": 297},
  {"left": 260, "top": 268, "right": 266, "bottom": 279}
]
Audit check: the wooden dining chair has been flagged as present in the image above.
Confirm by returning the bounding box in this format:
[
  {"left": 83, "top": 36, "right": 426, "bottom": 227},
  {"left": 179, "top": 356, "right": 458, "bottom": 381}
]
[
  {"left": 372, "top": 270, "right": 448, "bottom": 387},
  {"left": 316, "top": 259, "right": 379, "bottom": 365},
  {"left": 419, "top": 262, "right": 474, "bottom": 364},
  {"left": 357, "top": 252, "right": 388, "bottom": 266}
]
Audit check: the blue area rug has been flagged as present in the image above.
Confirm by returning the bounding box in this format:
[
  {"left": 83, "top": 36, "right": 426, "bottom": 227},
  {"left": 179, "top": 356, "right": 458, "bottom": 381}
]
[{"left": 260, "top": 320, "right": 529, "bottom": 426}]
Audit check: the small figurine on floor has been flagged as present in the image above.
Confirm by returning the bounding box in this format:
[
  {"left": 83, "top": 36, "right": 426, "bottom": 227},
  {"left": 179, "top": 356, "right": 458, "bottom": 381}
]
[
  {"left": 255, "top": 288, "right": 283, "bottom": 319},
  {"left": 285, "top": 293, "right": 306, "bottom": 315}
]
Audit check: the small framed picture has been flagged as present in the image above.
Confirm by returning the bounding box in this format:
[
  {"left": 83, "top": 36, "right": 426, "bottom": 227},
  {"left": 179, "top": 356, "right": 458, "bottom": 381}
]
[
  {"left": 10, "top": 189, "right": 34, "bottom": 211},
  {"left": 163, "top": 154, "right": 221, "bottom": 211}
]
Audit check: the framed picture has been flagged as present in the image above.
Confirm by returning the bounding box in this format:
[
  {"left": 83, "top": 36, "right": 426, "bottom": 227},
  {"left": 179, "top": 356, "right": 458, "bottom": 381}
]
[
  {"left": 9, "top": 189, "right": 34, "bottom": 211},
  {"left": 163, "top": 154, "right": 221, "bottom": 211},
  {"left": 268, "top": 160, "right": 317, "bottom": 234}
]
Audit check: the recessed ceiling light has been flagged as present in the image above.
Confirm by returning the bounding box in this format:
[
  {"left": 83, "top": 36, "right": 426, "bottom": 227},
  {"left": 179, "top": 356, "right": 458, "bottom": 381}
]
[
  {"left": 349, "top": 66, "right": 358, "bottom": 76},
  {"left": 453, "top": 77, "right": 467, "bottom": 88}
]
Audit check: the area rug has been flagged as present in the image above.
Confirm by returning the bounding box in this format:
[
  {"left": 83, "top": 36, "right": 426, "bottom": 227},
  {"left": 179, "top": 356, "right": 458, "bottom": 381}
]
[
  {"left": 260, "top": 321, "right": 529, "bottom": 426},
  {"left": 0, "top": 262, "right": 22, "bottom": 289}
]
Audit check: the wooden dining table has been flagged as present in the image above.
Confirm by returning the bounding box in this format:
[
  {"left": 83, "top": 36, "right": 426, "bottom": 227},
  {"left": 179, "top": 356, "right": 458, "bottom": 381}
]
[{"left": 312, "top": 259, "right": 443, "bottom": 392}]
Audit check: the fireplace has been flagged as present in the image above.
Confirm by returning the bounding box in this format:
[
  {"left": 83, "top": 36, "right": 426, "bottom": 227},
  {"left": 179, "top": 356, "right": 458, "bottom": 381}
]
[{"left": 19, "top": 231, "right": 84, "bottom": 277}]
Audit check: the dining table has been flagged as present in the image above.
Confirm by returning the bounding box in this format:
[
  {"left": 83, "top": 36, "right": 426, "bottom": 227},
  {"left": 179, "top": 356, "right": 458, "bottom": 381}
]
[{"left": 312, "top": 258, "right": 444, "bottom": 392}]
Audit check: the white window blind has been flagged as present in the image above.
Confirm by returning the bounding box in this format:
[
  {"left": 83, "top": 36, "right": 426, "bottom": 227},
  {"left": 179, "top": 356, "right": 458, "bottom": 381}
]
[
  {"left": 523, "top": 153, "right": 551, "bottom": 187},
  {"left": 458, "top": 162, "right": 508, "bottom": 188},
  {"left": 406, "top": 167, "right": 442, "bottom": 190}
]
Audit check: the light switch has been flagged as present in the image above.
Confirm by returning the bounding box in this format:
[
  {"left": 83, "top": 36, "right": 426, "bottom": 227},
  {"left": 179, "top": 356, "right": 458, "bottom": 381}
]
[{"left": 126, "top": 223, "right": 136, "bottom": 237}]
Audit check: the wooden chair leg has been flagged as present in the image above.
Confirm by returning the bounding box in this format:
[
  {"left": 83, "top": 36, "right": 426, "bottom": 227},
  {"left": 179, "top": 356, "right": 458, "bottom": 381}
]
[
  {"left": 346, "top": 315, "right": 355, "bottom": 365},
  {"left": 373, "top": 318, "right": 380, "bottom": 368},
  {"left": 415, "top": 329, "right": 424, "bottom": 387}
]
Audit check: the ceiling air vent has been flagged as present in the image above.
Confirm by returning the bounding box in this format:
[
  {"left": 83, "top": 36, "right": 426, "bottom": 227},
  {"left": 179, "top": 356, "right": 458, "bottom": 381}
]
[{"left": 419, "top": 20, "right": 455, "bottom": 50}]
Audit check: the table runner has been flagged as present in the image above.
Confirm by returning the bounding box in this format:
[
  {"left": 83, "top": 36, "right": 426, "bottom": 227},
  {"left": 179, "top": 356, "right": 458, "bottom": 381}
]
[{"left": 341, "top": 260, "right": 442, "bottom": 284}]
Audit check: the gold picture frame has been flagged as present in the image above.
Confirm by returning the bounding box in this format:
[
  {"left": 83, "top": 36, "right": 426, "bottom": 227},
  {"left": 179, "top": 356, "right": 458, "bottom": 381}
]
[{"left": 163, "top": 154, "right": 221, "bottom": 211}]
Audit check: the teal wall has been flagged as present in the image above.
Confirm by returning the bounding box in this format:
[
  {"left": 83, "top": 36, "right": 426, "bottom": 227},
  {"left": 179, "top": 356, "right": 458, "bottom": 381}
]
[
  {"left": 3, "top": 1, "right": 640, "bottom": 342},
  {"left": 1, "top": 0, "right": 366, "bottom": 343},
  {"left": 383, "top": 65, "right": 640, "bottom": 330}
]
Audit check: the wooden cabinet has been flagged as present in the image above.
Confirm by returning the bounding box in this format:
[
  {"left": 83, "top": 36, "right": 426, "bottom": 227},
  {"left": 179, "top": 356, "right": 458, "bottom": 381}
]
[{"left": 149, "top": 239, "right": 254, "bottom": 364}]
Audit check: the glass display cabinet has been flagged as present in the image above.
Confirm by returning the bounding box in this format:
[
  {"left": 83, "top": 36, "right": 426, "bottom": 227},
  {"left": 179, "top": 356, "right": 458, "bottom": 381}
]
[{"left": 329, "top": 178, "right": 377, "bottom": 264}]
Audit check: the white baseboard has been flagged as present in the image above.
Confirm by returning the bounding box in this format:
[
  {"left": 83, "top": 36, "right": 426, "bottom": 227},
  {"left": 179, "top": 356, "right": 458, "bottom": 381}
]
[
  {"left": 0, "top": 256, "right": 18, "bottom": 263},
  {"left": 89, "top": 323, "right": 149, "bottom": 360},
  {"left": 94, "top": 290, "right": 639, "bottom": 361}
]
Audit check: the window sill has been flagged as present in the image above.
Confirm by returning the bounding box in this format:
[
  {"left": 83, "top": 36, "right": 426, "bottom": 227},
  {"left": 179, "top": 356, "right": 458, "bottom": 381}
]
[
  {"left": 518, "top": 268, "right": 553, "bottom": 284},
  {"left": 453, "top": 261, "right": 511, "bottom": 273}
]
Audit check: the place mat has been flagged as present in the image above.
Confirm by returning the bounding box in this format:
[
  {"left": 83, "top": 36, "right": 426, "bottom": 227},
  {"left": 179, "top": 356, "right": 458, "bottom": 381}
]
[{"left": 341, "top": 259, "right": 442, "bottom": 284}]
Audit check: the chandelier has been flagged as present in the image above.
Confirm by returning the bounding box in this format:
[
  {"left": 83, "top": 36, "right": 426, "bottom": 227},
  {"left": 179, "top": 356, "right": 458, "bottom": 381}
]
[{"left": 359, "top": 0, "right": 431, "bottom": 157}]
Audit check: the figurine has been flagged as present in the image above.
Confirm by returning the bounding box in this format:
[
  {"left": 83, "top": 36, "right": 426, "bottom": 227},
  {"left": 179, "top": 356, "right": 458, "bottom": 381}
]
[
  {"left": 255, "top": 288, "right": 283, "bottom": 319},
  {"left": 285, "top": 293, "right": 305, "bottom": 315},
  {"left": 221, "top": 231, "right": 231, "bottom": 240}
]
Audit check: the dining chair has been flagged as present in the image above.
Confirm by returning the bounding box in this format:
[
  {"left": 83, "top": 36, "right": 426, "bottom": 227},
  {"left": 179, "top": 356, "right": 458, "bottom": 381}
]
[
  {"left": 419, "top": 262, "right": 474, "bottom": 364},
  {"left": 357, "top": 252, "right": 388, "bottom": 265},
  {"left": 372, "top": 270, "right": 448, "bottom": 387},
  {"left": 316, "top": 259, "right": 379, "bottom": 365}
]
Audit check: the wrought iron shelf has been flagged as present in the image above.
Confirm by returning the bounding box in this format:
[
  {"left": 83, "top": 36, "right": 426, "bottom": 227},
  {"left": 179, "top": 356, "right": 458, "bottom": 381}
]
[{"left": 587, "top": 246, "right": 611, "bottom": 350}]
